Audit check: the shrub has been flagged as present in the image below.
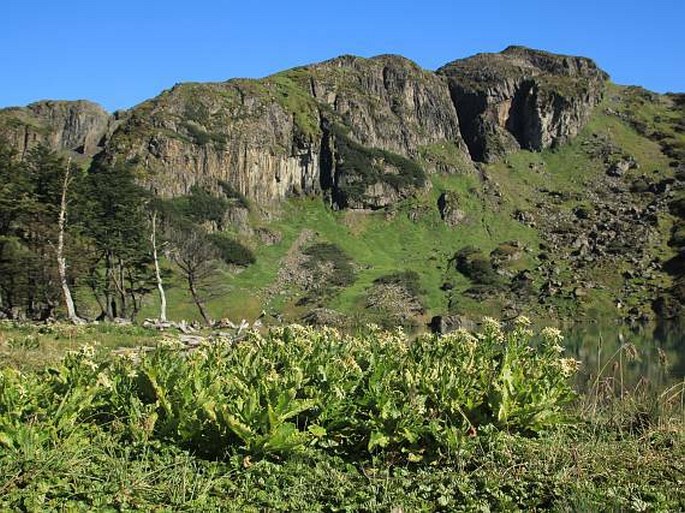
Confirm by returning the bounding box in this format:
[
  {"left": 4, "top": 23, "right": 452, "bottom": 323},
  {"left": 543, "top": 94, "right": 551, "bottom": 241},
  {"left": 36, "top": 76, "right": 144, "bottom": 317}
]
[
  {"left": 453, "top": 246, "right": 501, "bottom": 285},
  {"left": 303, "top": 242, "right": 355, "bottom": 288},
  {"left": 218, "top": 180, "right": 249, "bottom": 209},
  {"left": 164, "top": 185, "right": 230, "bottom": 227},
  {"left": 331, "top": 125, "right": 426, "bottom": 207},
  {"left": 0, "top": 321, "right": 579, "bottom": 460},
  {"left": 208, "top": 234, "right": 256, "bottom": 266},
  {"left": 670, "top": 192, "right": 685, "bottom": 218},
  {"left": 373, "top": 270, "right": 424, "bottom": 298},
  {"left": 182, "top": 122, "right": 227, "bottom": 147}
]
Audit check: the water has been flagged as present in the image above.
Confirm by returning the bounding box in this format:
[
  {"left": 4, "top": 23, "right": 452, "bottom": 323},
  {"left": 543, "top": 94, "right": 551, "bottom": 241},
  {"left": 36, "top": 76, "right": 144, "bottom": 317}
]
[{"left": 564, "top": 320, "right": 685, "bottom": 393}]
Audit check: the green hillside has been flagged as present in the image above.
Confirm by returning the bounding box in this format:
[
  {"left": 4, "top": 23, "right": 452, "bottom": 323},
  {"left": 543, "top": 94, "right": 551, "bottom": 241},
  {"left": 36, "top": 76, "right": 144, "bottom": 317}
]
[{"left": 131, "top": 84, "right": 682, "bottom": 328}]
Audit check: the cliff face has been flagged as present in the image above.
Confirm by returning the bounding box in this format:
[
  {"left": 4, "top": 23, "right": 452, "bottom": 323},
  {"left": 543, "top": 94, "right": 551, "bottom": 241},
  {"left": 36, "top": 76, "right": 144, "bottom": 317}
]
[
  {"left": 0, "top": 100, "right": 111, "bottom": 157},
  {"left": 100, "top": 80, "right": 321, "bottom": 204},
  {"left": 438, "top": 46, "right": 609, "bottom": 162},
  {"left": 0, "top": 47, "right": 608, "bottom": 206},
  {"left": 307, "top": 55, "right": 464, "bottom": 156},
  {"left": 99, "top": 54, "right": 466, "bottom": 205}
]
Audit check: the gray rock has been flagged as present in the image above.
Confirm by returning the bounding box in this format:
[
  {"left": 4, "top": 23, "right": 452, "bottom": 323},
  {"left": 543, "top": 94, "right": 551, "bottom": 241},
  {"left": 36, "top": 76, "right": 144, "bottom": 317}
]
[
  {"left": 429, "top": 315, "right": 477, "bottom": 334},
  {"left": 0, "top": 100, "right": 111, "bottom": 157},
  {"left": 437, "top": 191, "right": 466, "bottom": 226},
  {"left": 437, "top": 46, "right": 607, "bottom": 162}
]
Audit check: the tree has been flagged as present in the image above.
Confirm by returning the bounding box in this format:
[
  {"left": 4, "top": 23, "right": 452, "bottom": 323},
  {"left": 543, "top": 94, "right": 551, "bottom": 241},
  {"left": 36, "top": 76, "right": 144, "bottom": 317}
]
[
  {"left": 149, "top": 209, "right": 168, "bottom": 322},
  {"left": 56, "top": 157, "right": 82, "bottom": 323},
  {"left": 166, "top": 225, "right": 222, "bottom": 325},
  {"left": 22, "top": 146, "right": 65, "bottom": 319},
  {"left": 81, "top": 161, "right": 154, "bottom": 320},
  {"left": 0, "top": 139, "right": 28, "bottom": 316}
]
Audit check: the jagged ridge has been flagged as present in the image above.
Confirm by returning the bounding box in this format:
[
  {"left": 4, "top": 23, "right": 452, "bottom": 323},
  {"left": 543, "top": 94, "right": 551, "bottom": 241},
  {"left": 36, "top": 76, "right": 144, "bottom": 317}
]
[{"left": 0, "top": 46, "right": 608, "bottom": 207}]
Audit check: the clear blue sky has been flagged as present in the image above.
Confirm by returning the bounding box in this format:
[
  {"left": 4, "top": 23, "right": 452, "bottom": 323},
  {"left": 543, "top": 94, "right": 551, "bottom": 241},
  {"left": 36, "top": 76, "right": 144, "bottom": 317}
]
[{"left": 2, "top": 0, "right": 684, "bottom": 112}]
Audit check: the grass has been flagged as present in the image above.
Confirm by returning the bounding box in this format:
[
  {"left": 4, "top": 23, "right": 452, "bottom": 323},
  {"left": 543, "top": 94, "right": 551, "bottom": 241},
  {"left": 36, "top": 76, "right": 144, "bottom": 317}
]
[
  {"left": 0, "top": 321, "right": 683, "bottom": 511},
  {"left": 2, "top": 425, "right": 683, "bottom": 511},
  {"left": 125, "top": 82, "right": 681, "bottom": 329},
  {"left": 0, "top": 321, "right": 162, "bottom": 371},
  {"left": 267, "top": 72, "right": 322, "bottom": 141}
]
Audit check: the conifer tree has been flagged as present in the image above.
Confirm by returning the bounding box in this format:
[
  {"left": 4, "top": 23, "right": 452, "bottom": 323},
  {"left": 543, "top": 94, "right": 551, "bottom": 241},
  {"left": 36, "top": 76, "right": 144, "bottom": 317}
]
[{"left": 81, "top": 161, "right": 153, "bottom": 320}]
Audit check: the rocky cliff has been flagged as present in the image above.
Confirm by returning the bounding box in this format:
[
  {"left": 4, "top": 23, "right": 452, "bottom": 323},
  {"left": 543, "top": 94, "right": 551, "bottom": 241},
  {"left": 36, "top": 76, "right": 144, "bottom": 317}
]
[
  {"left": 0, "top": 100, "right": 111, "bottom": 158},
  {"left": 1, "top": 48, "right": 681, "bottom": 326},
  {"left": 438, "top": 46, "right": 608, "bottom": 162},
  {"left": 0, "top": 47, "right": 607, "bottom": 207},
  {"left": 98, "top": 54, "right": 466, "bottom": 207}
]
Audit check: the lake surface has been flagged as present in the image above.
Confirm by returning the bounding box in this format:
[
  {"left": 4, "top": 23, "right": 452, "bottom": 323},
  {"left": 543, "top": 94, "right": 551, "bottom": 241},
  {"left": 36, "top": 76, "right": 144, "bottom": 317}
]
[{"left": 564, "top": 320, "right": 685, "bottom": 393}]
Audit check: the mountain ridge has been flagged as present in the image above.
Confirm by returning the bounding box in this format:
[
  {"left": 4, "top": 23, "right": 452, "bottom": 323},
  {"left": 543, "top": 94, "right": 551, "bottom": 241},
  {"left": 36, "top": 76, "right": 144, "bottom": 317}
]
[
  {"left": 1, "top": 47, "right": 683, "bottom": 326},
  {"left": 0, "top": 46, "right": 607, "bottom": 204}
]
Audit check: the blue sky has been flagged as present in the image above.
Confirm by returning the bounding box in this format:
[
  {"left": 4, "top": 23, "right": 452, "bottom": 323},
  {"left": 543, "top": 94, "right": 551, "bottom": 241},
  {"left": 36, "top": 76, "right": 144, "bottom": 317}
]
[{"left": 2, "top": 0, "right": 683, "bottom": 112}]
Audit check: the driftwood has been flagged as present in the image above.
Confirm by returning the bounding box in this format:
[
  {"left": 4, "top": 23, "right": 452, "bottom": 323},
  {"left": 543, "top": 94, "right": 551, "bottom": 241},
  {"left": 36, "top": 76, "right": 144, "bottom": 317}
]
[
  {"left": 142, "top": 319, "right": 197, "bottom": 333},
  {"left": 178, "top": 334, "right": 204, "bottom": 347},
  {"left": 135, "top": 315, "right": 266, "bottom": 352},
  {"left": 142, "top": 316, "right": 260, "bottom": 336}
]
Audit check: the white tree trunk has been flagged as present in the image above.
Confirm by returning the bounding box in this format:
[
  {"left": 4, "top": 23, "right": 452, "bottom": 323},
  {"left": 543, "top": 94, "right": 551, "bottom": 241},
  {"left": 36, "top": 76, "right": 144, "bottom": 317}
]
[
  {"left": 57, "top": 159, "right": 80, "bottom": 323},
  {"left": 150, "top": 211, "right": 168, "bottom": 322}
]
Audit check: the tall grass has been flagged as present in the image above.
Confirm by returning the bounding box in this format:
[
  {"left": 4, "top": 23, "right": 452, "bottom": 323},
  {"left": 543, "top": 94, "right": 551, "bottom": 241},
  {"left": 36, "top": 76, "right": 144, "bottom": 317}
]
[{"left": 578, "top": 332, "right": 685, "bottom": 436}]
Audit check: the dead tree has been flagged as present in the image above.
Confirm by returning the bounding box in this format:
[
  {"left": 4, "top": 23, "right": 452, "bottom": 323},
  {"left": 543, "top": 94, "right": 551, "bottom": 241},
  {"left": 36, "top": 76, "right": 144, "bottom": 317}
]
[
  {"left": 56, "top": 158, "right": 81, "bottom": 323},
  {"left": 150, "top": 211, "right": 168, "bottom": 322}
]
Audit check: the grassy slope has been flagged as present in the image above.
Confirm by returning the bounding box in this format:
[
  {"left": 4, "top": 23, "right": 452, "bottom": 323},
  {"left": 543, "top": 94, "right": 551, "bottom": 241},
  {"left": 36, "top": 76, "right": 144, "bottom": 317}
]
[
  {"left": 137, "top": 84, "right": 679, "bottom": 326},
  {"left": 0, "top": 321, "right": 162, "bottom": 371}
]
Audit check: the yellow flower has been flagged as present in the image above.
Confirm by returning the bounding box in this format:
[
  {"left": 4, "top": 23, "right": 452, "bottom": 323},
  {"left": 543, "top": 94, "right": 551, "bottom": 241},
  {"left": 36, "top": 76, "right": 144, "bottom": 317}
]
[
  {"left": 450, "top": 329, "right": 478, "bottom": 351},
  {"left": 82, "top": 359, "right": 98, "bottom": 371},
  {"left": 481, "top": 317, "right": 504, "bottom": 342},
  {"left": 79, "top": 344, "right": 96, "bottom": 359},
  {"left": 265, "top": 369, "right": 279, "bottom": 382},
  {"left": 96, "top": 372, "right": 113, "bottom": 390},
  {"left": 482, "top": 317, "right": 501, "bottom": 330},
  {"left": 559, "top": 358, "right": 581, "bottom": 377},
  {"left": 341, "top": 355, "right": 362, "bottom": 374},
  {"left": 540, "top": 327, "right": 563, "bottom": 344},
  {"left": 514, "top": 316, "right": 532, "bottom": 328}
]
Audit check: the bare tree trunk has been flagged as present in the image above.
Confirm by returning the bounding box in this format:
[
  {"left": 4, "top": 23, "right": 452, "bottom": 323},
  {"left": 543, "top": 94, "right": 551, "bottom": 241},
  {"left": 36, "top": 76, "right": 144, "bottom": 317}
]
[
  {"left": 187, "top": 274, "right": 210, "bottom": 325},
  {"left": 150, "top": 211, "right": 167, "bottom": 322},
  {"left": 57, "top": 159, "right": 81, "bottom": 323}
]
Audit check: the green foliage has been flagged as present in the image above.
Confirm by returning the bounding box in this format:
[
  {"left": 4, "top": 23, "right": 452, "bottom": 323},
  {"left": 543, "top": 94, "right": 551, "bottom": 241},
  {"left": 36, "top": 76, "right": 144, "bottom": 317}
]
[
  {"left": 0, "top": 142, "right": 88, "bottom": 319},
  {"left": 181, "top": 121, "right": 227, "bottom": 147},
  {"left": 0, "top": 321, "right": 578, "bottom": 462},
  {"left": 373, "top": 270, "right": 424, "bottom": 298},
  {"left": 268, "top": 72, "right": 321, "bottom": 141},
  {"left": 81, "top": 160, "right": 154, "bottom": 320},
  {"left": 166, "top": 185, "right": 231, "bottom": 227},
  {"left": 208, "top": 233, "right": 256, "bottom": 266},
  {"left": 453, "top": 246, "right": 501, "bottom": 286},
  {"left": 331, "top": 125, "right": 426, "bottom": 207},
  {"left": 218, "top": 180, "right": 249, "bottom": 209},
  {"left": 303, "top": 242, "right": 356, "bottom": 288},
  {"left": 418, "top": 141, "right": 475, "bottom": 173}
]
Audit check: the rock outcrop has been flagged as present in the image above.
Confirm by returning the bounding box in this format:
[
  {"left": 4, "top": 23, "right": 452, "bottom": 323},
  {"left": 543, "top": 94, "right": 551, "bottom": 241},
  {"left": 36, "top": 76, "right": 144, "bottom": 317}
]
[
  {"left": 100, "top": 79, "right": 321, "bottom": 203},
  {"left": 437, "top": 191, "right": 466, "bottom": 226},
  {"left": 309, "top": 55, "right": 464, "bottom": 156},
  {"left": 0, "top": 100, "right": 111, "bottom": 157},
  {"left": 98, "top": 54, "right": 466, "bottom": 205},
  {"left": 1, "top": 47, "right": 607, "bottom": 207},
  {"left": 438, "top": 46, "right": 608, "bottom": 162}
]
